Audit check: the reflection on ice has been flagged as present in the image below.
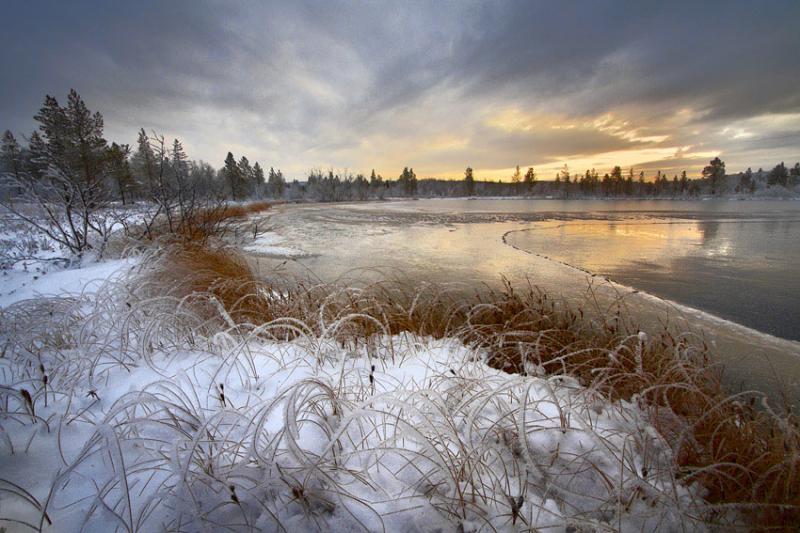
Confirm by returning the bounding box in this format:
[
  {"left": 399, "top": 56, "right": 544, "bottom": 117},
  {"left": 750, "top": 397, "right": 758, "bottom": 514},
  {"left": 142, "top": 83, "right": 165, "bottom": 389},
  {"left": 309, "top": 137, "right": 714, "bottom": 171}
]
[{"left": 506, "top": 217, "right": 799, "bottom": 340}]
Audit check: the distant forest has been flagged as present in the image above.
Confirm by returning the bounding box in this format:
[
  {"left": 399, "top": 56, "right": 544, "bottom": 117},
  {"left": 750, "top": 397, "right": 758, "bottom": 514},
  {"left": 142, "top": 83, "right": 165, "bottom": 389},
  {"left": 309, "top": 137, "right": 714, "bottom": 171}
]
[{"left": 2, "top": 90, "right": 799, "bottom": 206}]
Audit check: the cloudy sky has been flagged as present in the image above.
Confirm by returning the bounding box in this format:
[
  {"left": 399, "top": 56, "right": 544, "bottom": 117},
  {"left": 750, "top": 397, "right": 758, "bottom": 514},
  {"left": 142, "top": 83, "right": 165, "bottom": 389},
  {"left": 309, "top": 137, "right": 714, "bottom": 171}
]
[{"left": 1, "top": 0, "right": 799, "bottom": 180}]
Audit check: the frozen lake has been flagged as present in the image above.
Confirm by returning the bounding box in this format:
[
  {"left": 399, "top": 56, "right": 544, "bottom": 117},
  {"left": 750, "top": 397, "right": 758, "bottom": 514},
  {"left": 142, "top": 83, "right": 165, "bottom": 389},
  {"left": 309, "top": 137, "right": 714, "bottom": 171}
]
[
  {"left": 505, "top": 214, "right": 800, "bottom": 341},
  {"left": 249, "top": 198, "right": 800, "bottom": 404}
]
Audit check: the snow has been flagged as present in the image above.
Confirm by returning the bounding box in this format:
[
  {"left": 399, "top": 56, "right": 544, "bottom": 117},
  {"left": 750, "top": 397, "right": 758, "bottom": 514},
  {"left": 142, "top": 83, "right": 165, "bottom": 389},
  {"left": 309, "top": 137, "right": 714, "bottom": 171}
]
[
  {"left": 0, "top": 257, "right": 139, "bottom": 308},
  {"left": 0, "top": 208, "right": 142, "bottom": 309},
  {"left": 0, "top": 211, "right": 713, "bottom": 531},
  {"left": 0, "top": 289, "right": 711, "bottom": 531}
]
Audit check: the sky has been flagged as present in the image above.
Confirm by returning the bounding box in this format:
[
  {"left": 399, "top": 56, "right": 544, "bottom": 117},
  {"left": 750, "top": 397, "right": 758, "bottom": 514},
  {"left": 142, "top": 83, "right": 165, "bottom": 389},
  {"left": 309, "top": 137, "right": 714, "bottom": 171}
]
[{"left": 1, "top": 0, "right": 799, "bottom": 181}]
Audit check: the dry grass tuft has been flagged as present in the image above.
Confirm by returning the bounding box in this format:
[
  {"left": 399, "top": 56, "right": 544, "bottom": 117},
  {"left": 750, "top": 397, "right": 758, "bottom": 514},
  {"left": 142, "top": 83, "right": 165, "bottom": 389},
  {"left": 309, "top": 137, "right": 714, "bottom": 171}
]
[
  {"left": 133, "top": 200, "right": 274, "bottom": 244},
  {"left": 150, "top": 242, "right": 800, "bottom": 531},
  {"left": 176, "top": 200, "right": 274, "bottom": 242}
]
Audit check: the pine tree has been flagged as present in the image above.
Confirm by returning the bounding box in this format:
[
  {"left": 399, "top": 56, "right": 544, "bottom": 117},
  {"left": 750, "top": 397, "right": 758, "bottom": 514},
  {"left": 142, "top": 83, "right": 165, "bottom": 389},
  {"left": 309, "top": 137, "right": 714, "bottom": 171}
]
[
  {"left": 35, "top": 90, "right": 109, "bottom": 198},
  {"left": 523, "top": 167, "right": 536, "bottom": 194},
  {"left": 767, "top": 162, "right": 788, "bottom": 187},
  {"left": 738, "top": 167, "right": 754, "bottom": 193},
  {"left": 702, "top": 157, "right": 725, "bottom": 194},
  {"left": 26, "top": 131, "right": 48, "bottom": 181},
  {"left": 1, "top": 90, "right": 112, "bottom": 255},
  {"left": 0, "top": 130, "right": 25, "bottom": 197},
  {"left": 131, "top": 129, "right": 157, "bottom": 195},
  {"left": 369, "top": 168, "right": 384, "bottom": 189},
  {"left": 464, "top": 166, "right": 475, "bottom": 196},
  {"left": 789, "top": 163, "right": 800, "bottom": 187},
  {"left": 253, "top": 162, "right": 265, "bottom": 197},
  {"left": 171, "top": 139, "right": 188, "bottom": 173},
  {"left": 511, "top": 165, "right": 521, "bottom": 194},
  {"left": 224, "top": 152, "right": 243, "bottom": 199},
  {"left": 354, "top": 173, "right": 369, "bottom": 200},
  {"left": 268, "top": 166, "right": 286, "bottom": 198},
  {"left": 1, "top": 130, "right": 22, "bottom": 180},
  {"left": 396, "top": 167, "right": 417, "bottom": 197},
  {"left": 237, "top": 156, "right": 254, "bottom": 197},
  {"left": 369, "top": 169, "right": 385, "bottom": 198},
  {"left": 107, "top": 142, "right": 134, "bottom": 204},
  {"left": 169, "top": 138, "right": 191, "bottom": 205},
  {"left": 626, "top": 167, "right": 635, "bottom": 196}
]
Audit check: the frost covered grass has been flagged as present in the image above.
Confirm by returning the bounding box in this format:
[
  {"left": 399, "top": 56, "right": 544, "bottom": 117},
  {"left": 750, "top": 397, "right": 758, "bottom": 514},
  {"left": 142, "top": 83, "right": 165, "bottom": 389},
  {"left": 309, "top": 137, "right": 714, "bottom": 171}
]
[
  {"left": 0, "top": 242, "right": 796, "bottom": 531},
  {"left": 147, "top": 244, "right": 800, "bottom": 530},
  {"left": 0, "top": 269, "right": 709, "bottom": 532}
]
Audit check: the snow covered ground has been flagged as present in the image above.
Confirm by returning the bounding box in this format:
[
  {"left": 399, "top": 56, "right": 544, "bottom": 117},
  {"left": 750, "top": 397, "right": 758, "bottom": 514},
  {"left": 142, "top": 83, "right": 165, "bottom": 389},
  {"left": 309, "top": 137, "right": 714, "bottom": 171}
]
[
  {"left": 0, "top": 208, "right": 717, "bottom": 531},
  {"left": 0, "top": 268, "right": 713, "bottom": 532},
  {"left": 0, "top": 257, "right": 139, "bottom": 309}
]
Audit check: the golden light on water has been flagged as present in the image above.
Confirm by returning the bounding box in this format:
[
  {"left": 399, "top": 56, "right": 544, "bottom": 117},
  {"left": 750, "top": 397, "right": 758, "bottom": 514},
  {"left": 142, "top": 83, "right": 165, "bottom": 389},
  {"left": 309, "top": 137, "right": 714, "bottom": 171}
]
[{"left": 505, "top": 220, "right": 709, "bottom": 275}]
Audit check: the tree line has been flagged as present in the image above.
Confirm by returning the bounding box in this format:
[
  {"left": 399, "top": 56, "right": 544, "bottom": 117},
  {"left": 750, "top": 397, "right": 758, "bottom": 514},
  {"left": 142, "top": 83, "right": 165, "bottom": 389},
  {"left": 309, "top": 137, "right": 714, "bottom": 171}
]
[{"left": 2, "top": 90, "right": 799, "bottom": 212}]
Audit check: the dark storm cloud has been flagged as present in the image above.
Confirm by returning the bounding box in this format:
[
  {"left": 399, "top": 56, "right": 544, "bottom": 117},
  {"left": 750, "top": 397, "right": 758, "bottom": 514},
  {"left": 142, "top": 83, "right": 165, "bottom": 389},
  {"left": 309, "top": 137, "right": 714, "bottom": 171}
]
[
  {"left": 1, "top": 0, "right": 798, "bottom": 177},
  {"left": 441, "top": 1, "right": 800, "bottom": 120}
]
